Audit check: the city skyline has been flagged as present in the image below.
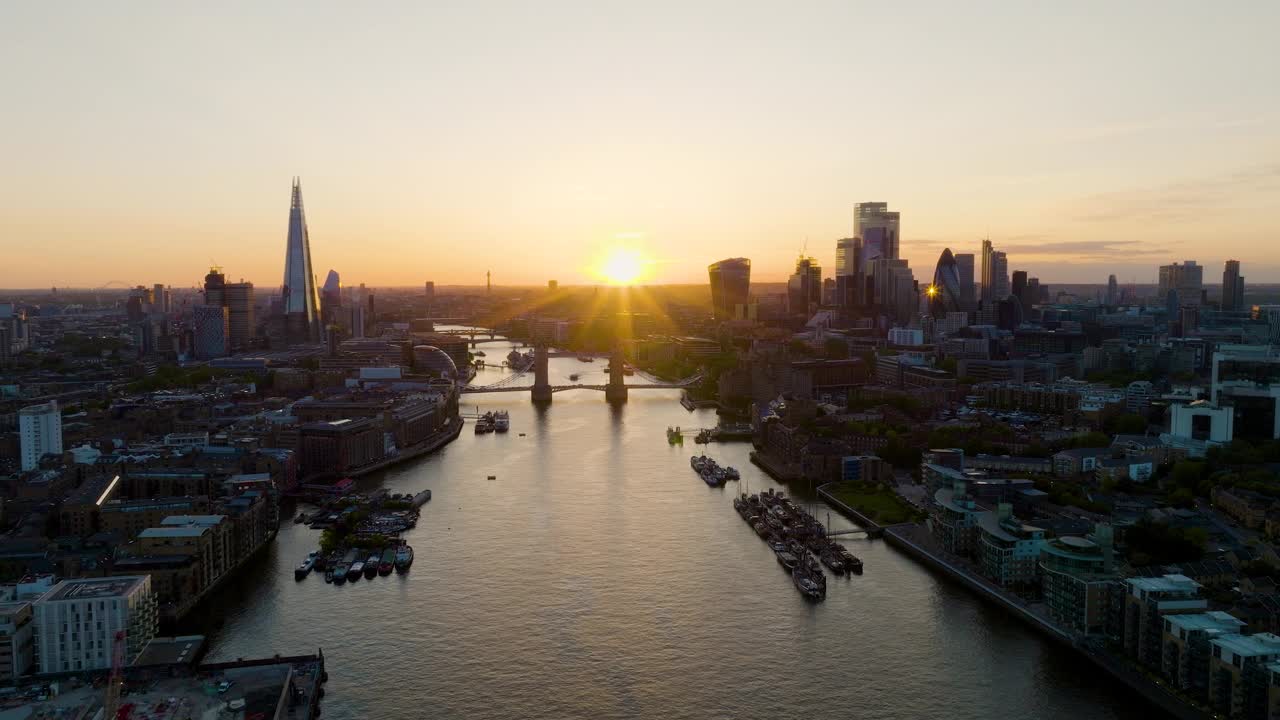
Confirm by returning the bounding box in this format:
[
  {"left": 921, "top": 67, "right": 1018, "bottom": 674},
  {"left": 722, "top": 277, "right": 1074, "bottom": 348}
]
[{"left": 3, "top": 3, "right": 1278, "bottom": 288}]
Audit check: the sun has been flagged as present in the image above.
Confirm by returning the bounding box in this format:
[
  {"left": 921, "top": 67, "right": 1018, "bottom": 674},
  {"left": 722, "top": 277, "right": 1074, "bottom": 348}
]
[{"left": 599, "top": 247, "right": 646, "bottom": 285}]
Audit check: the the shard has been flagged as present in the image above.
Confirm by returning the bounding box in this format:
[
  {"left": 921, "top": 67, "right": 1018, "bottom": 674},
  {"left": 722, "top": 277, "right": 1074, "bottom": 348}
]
[{"left": 282, "top": 178, "right": 321, "bottom": 343}]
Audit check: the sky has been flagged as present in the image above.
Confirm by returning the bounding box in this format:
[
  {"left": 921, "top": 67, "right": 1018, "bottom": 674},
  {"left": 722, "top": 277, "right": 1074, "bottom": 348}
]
[{"left": 2, "top": 1, "right": 1278, "bottom": 290}]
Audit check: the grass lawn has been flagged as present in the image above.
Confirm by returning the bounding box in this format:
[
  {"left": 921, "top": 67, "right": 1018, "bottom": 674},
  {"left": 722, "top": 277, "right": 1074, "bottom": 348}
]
[{"left": 827, "top": 482, "right": 924, "bottom": 525}]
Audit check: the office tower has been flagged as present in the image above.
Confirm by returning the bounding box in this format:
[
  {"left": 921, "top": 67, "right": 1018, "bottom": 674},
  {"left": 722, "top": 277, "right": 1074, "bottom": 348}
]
[
  {"left": 954, "top": 253, "right": 975, "bottom": 310},
  {"left": 321, "top": 269, "right": 342, "bottom": 328},
  {"left": 787, "top": 256, "right": 821, "bottom": 315},
  {"left": 545, "top": 280, "right": 556, "bottom": 292},
  {"left": 425, "top": 280, "right": 437, "bottom": 303},
  {"left": 282, "top": 178, "right": 321, "bottom": 343},
  {"left": 192, "top": 304, "right": 229, "bottom": 360},
  {"left": 19, "top": 400, "right": 62, "bottom": 471},
  {"left": 33, "top": 577, "right": 157, "bottom": 672},
  {"left": 854, "top": 203, "right": 900, "bottom": 261},
  {"left": 1158, "top": 261, "right": 1203, "bottom": 308},
  {"left": 929, "top": 249, "right": 964, "bottom": 317},
  {"left": 346, "top": 304, "right": 365, "bottom": 339},
  {"left": 1106, "top": 274, "right": 1118, "bottom": 306},
  {"left": 153, "top": 283, "right": 169, "bottom": 313},
  {"left": 203, "top": 267, "right": 226, "bottom": 307},
  {"left": 1223, "top": 260, "right": 1244, "bottom": 312},
  {"left": 990, "top": 251, "right": 1010, "bottom": 302},
  {"left": 868, "top": 257, "right": 916, "bottom": 324},
  {"left": 1011, "top": 270, "right": 1028, "bottom": 312},
  {"left": 126, "top": 286, "right": 150, "bottom": 321},
  {"left": 835, "top": 237, "right": 858, "bottom": 277},
  {"left": 708, "top": 257, "right": 751, "bottom": 321},
  {"left": 224, "top": 281, "right": 254, "bottom": 351},
  {"left": 0, "top": 325, "right": 10, "bottom": 367},
  {"left": 367, "top": 289, "right": 376, "bottom": 325},
  {"left": 980, "top": 238, "right": 994, "bottom": 302}
]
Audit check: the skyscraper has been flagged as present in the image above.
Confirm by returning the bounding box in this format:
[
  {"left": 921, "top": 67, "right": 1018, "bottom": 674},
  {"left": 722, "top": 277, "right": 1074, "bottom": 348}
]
[
  {"left": 223, "top": 281, "right": 255, "bottom": 352},
  {"left": 787, "top": 256, "right": 821, "bottom": 315},
  {"left": 980, "top": 239, "right": 993, "bottom": 303},
  {"left": 282, "top": 178, "right": 321, "bottom": 343},
  {"left": 19, "top": 400, "right": 62, "bottom": 472},
  {"left": 990, "top": 251, "right": 1010, "bottom": 302},
  {"left": 835, "top": 237, "right": 858, "bottom": 277},
  {"left": 1158, "top": 261, "right": 1203, "bottom": 308},
  {"left": 1223, "top": 260, "right": 1244, "bottom": 312},
  {"left": 1106, "top": 274, "right": 1118, "bottom": 306},
  {"left": 321, "top": 269, "right": 342, "bottom": 329},
  {"left": 708, "top": 257, "right": 751, "bottom": 321},
  {"left": 1011, "top": 270, "right": 1028, "bottom": 308},
  {"left": 854, "top": 203, "right": 900, "bottom": 263},
  {"left": 929, "top": 249, "right": 963, "bottom": 317},
  {"left": 954, "top": 253, "right": 975, "bottom": 310}
]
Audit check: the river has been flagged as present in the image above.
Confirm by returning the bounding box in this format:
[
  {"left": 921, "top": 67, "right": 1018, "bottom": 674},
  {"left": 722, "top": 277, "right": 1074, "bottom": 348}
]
[{"left": 190, "top": 337, "right": 1150, "bottom": 719}]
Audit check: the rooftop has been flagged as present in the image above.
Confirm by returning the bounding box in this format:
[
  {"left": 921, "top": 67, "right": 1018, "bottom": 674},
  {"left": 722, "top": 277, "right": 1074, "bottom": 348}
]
[
  {"left": 139, "top": 526, "right": 209, "bottom": 539},
  {"left": 41, "top": 576, "right": 148, "bottom": 603},
  {"left": 1211, "top": 632, "right": 1280, "bottom": 659},
  {"left": 1166, "top": 611, "right": 1246, "bottom": 634}
]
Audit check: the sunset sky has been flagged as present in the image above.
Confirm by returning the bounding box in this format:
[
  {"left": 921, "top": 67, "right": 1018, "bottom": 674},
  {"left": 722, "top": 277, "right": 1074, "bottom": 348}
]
[{"left": 2, "top": 2, "right": 1277, "bottom": 290}]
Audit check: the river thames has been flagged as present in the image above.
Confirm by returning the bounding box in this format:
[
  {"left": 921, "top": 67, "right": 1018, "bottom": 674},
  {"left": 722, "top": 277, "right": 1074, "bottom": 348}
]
[{"left": 188, "top": 339, "right": 1151, "bottom": 719}]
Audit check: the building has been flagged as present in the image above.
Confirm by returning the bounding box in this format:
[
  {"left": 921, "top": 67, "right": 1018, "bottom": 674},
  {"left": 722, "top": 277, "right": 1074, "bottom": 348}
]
[
  {"left": 887, "top": 327, "right": 924, "bottom": 347},
  {"left": 954, "top": 253, "right": 976, "bottom": 310},
  {"left": 1208, "top": 633, "right": 1280, "bottom": 719},
  {"left": 1212, "top": 345, "right": 1280, "bottom": 441},
  {"left": 282, "top": 177, "right": 322, "bottom": 343},
  {"left": 787, "top": 256, "right": 822, "bottom": 315},
  {"left": 298, "top": 418, "right": 386, "bottom": 479},
  {"left": 1159, "top": 261, "right": 1204, "bottom": 308},
  {"left": 1165, "top": 400, "right": 1234, "bottom": 455},
  {"left": 1107, "top": 274, "right": 1119, "bottom": 306},
  {"left": 1161, "top": 611, "right": 1246, "bottom": 702},
  {"left": 1126, "top": 380, "right": 1153, "bottom": 414},
  {"left": 1039, "top": 529, "right": 1117, "bottom": 636},
  {"left": 931, "top": 482, "right": 985, "bottom": 557},
  {"left": 1052, "top": 447, "right": 1111, "bottom": 476},
  {"left": 989, "top": 251, "right": 1009, "bottom": 304},
  {"left": 31, "top": 576, "right": 158, "bottom": 673},
  {"left": 854, "top": 202, "right": 900, "bottom": 263},
  {"left": 192, "top": 304, "right": 230, "bottom": 360},
  {"left": 977, "top": 505, "right": 1044, "bottom": 591},
  {"left": 224, "top": 281, "right": 255, "bottom": 351},
  {"left": 929, "top": 248, "right": 964, "bottom": 317},
  {"left": 708, "top": 257, "right": 751, "bottom": 321},
  {"left": 1124, "top": 575, "right": 1207, "bottom": 667},
  {"left": 1224, "top": 260, "right": 1245, "bottom": 312},
  {"left": 19, "top": 400, "right": 62, "bottom": 472},
  {"left": 0, "top": 602, "right": 35, "bottom": 681}
]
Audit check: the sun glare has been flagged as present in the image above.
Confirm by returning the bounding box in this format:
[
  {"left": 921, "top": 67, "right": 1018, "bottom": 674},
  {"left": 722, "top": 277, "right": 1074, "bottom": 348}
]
[{"left": 600, "top": 247, "right": 646, "bottom": 285}]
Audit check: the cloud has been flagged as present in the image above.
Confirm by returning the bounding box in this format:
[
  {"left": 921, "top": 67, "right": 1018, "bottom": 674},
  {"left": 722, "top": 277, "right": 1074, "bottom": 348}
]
[
  {"left": 1073, "top": 161, "right": 1280, "bottom": 223},
  {"left": 1000, "top": 240, "right": 1170, "bottom": 258}
]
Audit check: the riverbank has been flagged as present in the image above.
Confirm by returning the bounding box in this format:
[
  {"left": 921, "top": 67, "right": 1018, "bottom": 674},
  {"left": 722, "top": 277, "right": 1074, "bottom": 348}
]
[
  {"left": 883, "top": 523, "right": 1211, "bottom": 720},
  {"left": 293, "top": 416, "right": 464, "bottom": 495}
]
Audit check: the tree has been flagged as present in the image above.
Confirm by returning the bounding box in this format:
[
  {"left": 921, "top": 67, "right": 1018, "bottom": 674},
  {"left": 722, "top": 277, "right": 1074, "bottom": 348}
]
[
  {"left": 824, "top": 338, "right": 850, "bottom": 360},
  {"left": 1107, "top": 413, "right": 1148, "bottom": 435}
]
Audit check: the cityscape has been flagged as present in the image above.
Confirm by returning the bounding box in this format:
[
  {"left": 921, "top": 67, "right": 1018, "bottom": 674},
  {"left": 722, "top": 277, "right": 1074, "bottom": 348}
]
[{"left": 3, "top": 4, "right": 1280, "bottom": 720}]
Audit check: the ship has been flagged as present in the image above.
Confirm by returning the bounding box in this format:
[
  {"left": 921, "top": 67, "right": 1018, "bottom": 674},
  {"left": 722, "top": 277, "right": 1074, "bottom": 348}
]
[
  {"left": 475, "top": 415, "right": 494, "bottom": 434},
  {"left": 294, "top": 553, "right": 316, "bottom": 580},
  {"left": 395, "top": 544, "right": 415, "bottom": 573},
  {"left": 364, "top": 553, "right": 380, "bottom": 579},
  {"left": 494, "top": 411, "right": 510, "bottom": 432},
  {"left": 348, "top": 560, "right": 365, "bottom": 581},
  {"left": 379, "top": 548, "right": 395, "bottom": 575}
]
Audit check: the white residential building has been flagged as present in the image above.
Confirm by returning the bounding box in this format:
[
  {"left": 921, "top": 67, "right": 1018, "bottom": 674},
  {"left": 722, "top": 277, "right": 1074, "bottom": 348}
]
[
  {"left": 19, "top": 401, "right": 62, "bottom": 472},
  {"left": 31, "top": 576, "right": 157, "bottom": 674}
]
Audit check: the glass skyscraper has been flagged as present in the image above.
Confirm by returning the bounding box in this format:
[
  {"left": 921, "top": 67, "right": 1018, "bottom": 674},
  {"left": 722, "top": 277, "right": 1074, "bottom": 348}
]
[
  {"left": 708, "top": 258, "right": 751, "bottom": 321},
  {"left": 282, "top": 178, "right": 322, "bottom": 343}
]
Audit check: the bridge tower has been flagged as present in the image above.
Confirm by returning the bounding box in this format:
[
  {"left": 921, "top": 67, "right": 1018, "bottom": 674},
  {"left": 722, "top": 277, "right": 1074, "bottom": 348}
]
[
  {"left": 605, "top": 346, "right": 628, "bottom": 403},
  {"left": 531, "top": 343, "right": 553, "bottom": 403}
]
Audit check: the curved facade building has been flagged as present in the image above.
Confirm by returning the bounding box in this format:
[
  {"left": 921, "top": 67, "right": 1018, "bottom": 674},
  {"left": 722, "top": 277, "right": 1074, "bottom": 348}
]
[
  {"left": 708, "top": 258, "right": 751, "bottom": 321},
  {"left": 930, "top": 248, "right": 964, "bottom": 317},
  {"left": 413, "top": 345, "right": 459, "bottom": 379}
]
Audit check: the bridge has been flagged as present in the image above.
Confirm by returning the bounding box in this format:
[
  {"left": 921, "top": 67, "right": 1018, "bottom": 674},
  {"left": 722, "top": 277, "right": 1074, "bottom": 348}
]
[{"left": 460, "top": 344, "right": 702, "bottom": 403}]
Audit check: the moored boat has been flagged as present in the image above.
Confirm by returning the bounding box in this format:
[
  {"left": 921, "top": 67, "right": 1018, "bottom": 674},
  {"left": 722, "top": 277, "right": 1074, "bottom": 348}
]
[
  {"left": 364, "top": 554, "right": 380, "bottom": 578},
  {"left": 295, "top": 555, "right": 315, "bottom": 580},
  {"left": 332, "top": 563, "right": 349, "bottom": 585},
  {"left": 395, "top": 544, "right": 414, "bottom": 572},
  {"left": 348, "top": 561, "right": 364, "bottom": 581},
  {"left": 494, "top": 411, "right": 510, "bottom": 432},
  {"left": 379, "top": 548, "right": 395, "bottom": 575}
]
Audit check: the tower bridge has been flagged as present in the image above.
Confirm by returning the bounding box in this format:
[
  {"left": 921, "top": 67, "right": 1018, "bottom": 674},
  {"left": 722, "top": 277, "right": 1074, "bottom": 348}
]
[{"left": 460, "top": 344, "right": 702, "bottom": 403}]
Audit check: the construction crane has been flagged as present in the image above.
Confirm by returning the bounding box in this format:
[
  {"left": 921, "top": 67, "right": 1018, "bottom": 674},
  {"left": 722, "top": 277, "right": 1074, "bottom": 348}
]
[{"left": 103, "top": 630, "right": 127, "bottom": 719}]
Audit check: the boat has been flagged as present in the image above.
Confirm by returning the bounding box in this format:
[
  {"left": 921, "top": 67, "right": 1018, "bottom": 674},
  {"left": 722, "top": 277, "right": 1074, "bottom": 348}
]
[
  {"left": 395, "top": 545, "right": 414, "bottom": 572},
  {"left": 701, "top": 470, "right": 720, "bottom": 487},
  {"left": 578, "top": 356, "right": 593, "bottom": 362},
  {"left": 793, "top": 565, "right": 826, "bottom": 601},
  {"left": 379, "top": 548, "right": 395, "bottom": 575},
  {"left": 494, "top": 411, "right": 510, "bottom": 432},
  {"left": 331, "top": 562, "right": 349, "bottom": 585},
  {"left": 324, "top": 568, "right": 334, "bottom": 583},
  {"left": 474, "top": 417, "right": 494, "bottom": 434},
  {"left": 723, "top": 466, "right": 740, "bottom": 481},
  {"left": 348, "top": 561, "right": 365, "bottom": 581},
  {"left": 364, "top": 554, "right": 380, "bottom": 579},
  {"left": 294, "top": 512, "right": 307, "bottom": 524},
  {"left": 623, "top": 367, "right": 634, "bottom": 376},
  {"left": 295, "top": 555, "right": 315, "bottom": 580},
  {"left": 775, "top": 550, "right": 799, "bottom": 570},
  {"left": 474, "top": 350, "right": 486, "bottom": 357},
  {"left": 569, "top": 373, "right": 580, "bottom": 381},
  {"left": 690, "top": 455, "right": 707, "bottom": 472}
]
